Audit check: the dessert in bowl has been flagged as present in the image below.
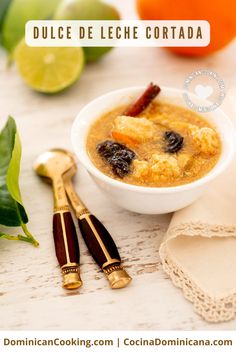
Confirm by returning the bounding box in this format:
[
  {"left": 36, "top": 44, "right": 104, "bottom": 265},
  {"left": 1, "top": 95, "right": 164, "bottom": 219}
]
[{"left": 71, "top": 84, "right": 235, "bottom": 214}]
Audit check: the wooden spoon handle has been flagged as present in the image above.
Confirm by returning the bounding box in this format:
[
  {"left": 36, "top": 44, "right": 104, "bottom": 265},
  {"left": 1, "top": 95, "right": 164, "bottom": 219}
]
[
  {"left": 53, "top": 210, "right": 82, "bottom": 290},
  {"left": 78, "top": 213, "right": 132, "bottom": 289}
]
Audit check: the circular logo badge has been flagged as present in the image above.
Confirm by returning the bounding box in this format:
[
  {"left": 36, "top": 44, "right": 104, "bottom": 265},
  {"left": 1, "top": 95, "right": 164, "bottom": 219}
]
[{"left": 183, "top": 69, "right": 226, "bottom": 113}]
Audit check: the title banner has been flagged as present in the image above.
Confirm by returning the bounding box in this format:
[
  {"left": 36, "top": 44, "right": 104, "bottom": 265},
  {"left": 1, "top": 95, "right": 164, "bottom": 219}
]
[{"left": 25, "top": 20, "right": 210, "bottom": 47}]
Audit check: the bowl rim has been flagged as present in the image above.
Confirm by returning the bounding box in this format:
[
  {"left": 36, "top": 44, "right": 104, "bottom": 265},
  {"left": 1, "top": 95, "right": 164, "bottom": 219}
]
[{"left": 71, "top": 86, "right": 236, "bottom": 194}]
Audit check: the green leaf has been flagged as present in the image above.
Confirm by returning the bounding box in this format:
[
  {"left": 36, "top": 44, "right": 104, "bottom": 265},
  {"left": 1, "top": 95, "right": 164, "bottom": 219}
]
[
  {"left": 2, "top": 0, "right": 62, "bottom": 52},
  {"left": 0, "top": 116, "right": 27, "bottom": 226},
  {"left": 7, "top": 131, "right": 24, "bottom": 205},
  {"left": 0, "top": 117, "right": 39, "bottom": 246}
]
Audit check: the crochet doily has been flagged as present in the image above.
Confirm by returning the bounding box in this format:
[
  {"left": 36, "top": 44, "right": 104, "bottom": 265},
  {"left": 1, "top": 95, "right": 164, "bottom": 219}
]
[{"left": 160, "top": 222, "right": 236, "bottom": 322}]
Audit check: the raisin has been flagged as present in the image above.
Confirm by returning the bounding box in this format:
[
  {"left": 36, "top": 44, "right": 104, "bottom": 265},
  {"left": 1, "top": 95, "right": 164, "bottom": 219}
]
[
  {"left": 114, "top": 149, "right": 135, "bottom": 163},
  {"left": 164, "top": 131, "right": 184, "bottom": 153},
  {"left": 109, "top": 156, "right": 130, "bottom": 178},
  {"left": 97, "top": 140, "right": 120, "bottom": 159},
  {"left": 96, "top": 140, "right": 136, "bottom": 177}
]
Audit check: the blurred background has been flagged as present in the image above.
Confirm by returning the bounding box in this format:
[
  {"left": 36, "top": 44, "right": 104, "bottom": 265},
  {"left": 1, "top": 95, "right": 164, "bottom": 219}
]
[{"left": 0, "top": 0, "right": 236, "bottom": 107}]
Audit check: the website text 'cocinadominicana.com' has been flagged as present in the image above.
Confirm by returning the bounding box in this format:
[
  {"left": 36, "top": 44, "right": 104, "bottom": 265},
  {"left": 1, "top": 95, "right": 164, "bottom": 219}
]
[{"left": 3, "top": 336, "right": 233, "bottom": 349}]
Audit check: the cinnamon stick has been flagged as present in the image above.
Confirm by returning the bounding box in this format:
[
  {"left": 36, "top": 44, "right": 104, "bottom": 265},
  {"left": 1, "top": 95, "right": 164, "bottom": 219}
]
[{"left": 124, "top": 83, "right": 161, "bottom": 117}]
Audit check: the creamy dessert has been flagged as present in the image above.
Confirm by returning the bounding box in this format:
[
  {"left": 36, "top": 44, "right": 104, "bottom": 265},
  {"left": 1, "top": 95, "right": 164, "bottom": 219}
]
[{"left": 86, "top": 84, "right": 221, "bottom": 187}]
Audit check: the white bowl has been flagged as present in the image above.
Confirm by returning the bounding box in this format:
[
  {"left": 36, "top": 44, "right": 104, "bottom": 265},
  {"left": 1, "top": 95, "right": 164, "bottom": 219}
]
[{"left": 71, "top": 86, "right": 236, "bottom": 214}]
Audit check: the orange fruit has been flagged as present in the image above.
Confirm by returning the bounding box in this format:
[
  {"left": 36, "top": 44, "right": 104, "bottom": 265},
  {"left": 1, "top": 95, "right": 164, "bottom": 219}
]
[{"left": 136, "top": 0, "right": 236, "bottom": 56}]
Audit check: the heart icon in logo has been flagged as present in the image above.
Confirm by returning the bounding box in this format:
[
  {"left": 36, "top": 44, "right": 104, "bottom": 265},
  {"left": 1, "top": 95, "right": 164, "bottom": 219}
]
[{"left": 194, "top": 84, "right": 213, "bottom": 99}]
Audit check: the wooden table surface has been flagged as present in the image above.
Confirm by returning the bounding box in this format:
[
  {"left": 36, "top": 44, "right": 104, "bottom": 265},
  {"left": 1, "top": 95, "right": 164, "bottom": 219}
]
[{"left": 0, "top": 0, "right": 236, "bottom": 330}]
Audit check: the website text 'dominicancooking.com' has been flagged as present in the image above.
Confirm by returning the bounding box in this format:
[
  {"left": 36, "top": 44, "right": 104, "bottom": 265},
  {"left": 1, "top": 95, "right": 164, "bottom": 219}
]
[{"left": 0, "top": 332, "right": 235, "bottom": 353}]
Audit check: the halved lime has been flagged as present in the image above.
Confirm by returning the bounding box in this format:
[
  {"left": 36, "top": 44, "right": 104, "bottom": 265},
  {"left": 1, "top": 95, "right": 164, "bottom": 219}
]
[{"left": 14, "top": 41, "right": 85, "bottom": 93}]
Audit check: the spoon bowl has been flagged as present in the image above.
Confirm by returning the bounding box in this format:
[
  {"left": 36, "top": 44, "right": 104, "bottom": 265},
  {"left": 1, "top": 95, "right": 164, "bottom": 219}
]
[{"left": 34, "top": 149, "right": 75, "bottom": 180}]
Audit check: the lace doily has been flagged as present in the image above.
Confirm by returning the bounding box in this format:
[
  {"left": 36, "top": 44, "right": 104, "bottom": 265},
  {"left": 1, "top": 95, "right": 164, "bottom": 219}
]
[{"left": 160, "top": 222, "right": 236, "bottom": 323}]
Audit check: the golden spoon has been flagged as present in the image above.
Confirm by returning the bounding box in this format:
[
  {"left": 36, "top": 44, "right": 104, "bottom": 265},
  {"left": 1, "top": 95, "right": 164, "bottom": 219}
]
[
  {"left": 34, "top": 149, "right": 82, "bottom": 290},
  {"left": 56, "top": 148, "right": 132, "bottom": 289}
]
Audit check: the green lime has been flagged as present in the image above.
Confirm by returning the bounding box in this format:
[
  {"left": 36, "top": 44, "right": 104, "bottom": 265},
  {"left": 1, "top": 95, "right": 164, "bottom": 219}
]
[
  {"left": 2, "top": 0, "right": 61, "bottom": 52},
  {"left": 14, "top": 40, "right": 85, "bottom": 93},
  {"left": 54, "top": 0, "right": 120, "bottom": 62},
  {"left": 0, "top": 0, "right": 12, "bottom": 44},
  {"left": 0, "top": 0, "right": 12, "bottom": 29}
]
